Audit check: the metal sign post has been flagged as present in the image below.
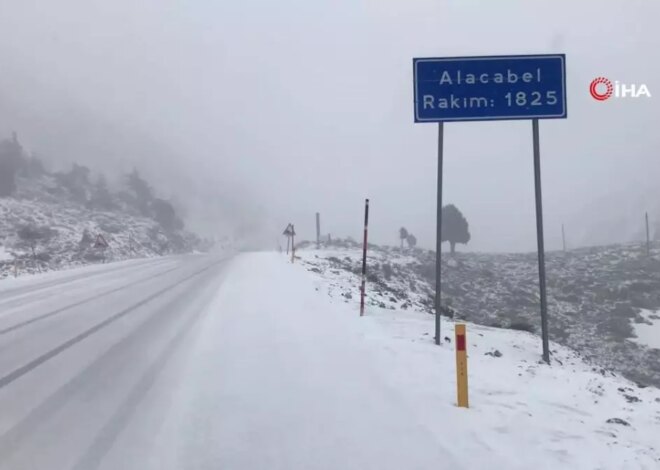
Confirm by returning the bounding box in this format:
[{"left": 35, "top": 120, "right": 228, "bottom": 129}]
[
  {"left": 283, "top": 223, "right": 295, "bottom": 259},
  {"left": 413, "top": 54, "right": 566, "bottom": 363},
  {"left": 435, "top": 123, "right": 444, "bottom": 344},
  {"left": 533, "top": 119, "right": 550, "bottom": 364}
]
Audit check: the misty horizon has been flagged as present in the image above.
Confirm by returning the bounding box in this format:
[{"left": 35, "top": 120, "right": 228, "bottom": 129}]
[{"left": 1, "top": 0, "right": 658, "bottom": 252}]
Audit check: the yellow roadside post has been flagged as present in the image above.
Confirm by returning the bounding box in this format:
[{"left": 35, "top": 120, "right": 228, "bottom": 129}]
[{"left": 455, "top": 323, "right": 469, "bottom": 408}]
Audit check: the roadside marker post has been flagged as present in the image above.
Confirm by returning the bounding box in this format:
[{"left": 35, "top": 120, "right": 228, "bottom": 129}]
[
  {"left": 360, "top": 199, "right": 370, "bottom": 316},
  {"left": 413, "top": 54, "right": 567, "bottom": 363},
  {"left": 291, "top": 224, "right": 296, "bottom": 264},
  {"left": 455, "top": 324, "right": 469, "bottom": 408}
]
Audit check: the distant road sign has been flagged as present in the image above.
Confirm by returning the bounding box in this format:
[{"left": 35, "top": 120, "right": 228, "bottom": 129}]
[
  {"left": 94, "top": 234, "right": 109, "bottom": 249},
  {"left": 413, "top": 54, "right": 566, "bottom": 122},
  {"left": 283, "top": 224, "right": 295, "bottom": 237}
]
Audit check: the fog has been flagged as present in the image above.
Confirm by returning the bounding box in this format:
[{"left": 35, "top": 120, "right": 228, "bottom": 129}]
[{"left": 0, "top": 0, "right": 658, "bottom": 251}]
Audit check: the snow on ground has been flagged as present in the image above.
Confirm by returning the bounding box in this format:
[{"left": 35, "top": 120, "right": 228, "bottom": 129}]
[
  {"left": 632, "top": 309, "right": 660, "bottom": 350},
  {"left": 2, "top": 250, "right": 655, "bottom": 468},
  {"left": 285, "top": 249, "right": 660, "bottom": 469},
  {"left": 0, "top": 255, "right": 175, "bottom": 293},
  {"left": 0, "top": 181, "right": 207, "bottom": 280},
  {"left": 299, "top": 247, "right": 433, "bottom": 314}
]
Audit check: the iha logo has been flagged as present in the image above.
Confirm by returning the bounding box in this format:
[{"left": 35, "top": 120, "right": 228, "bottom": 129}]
[{"left": 590, "top": 77, "right": 652, "bottom": 101}]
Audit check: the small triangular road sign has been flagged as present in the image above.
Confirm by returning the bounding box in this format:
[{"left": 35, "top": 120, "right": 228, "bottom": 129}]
[{"left": 94, "top": 234, "right": 109, "bottom": 249}]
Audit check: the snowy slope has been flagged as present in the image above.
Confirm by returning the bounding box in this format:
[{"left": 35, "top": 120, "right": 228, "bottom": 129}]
[
  {"left": 296, "top": 242, "right": 660, "bottom": 390},
  {"left": 287, "top": 250, "right": 660, "bottom": 468},
  {"left": 0, "top": 176, "right": 206, "bottom": 279}
]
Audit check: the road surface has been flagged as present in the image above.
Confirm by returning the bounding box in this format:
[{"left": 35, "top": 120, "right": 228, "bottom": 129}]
[
  {"left": 0, "top": 254, "right": 233, "bottom": 469},
  {"left": 0, "top": 252, "right": 463, "bottom": 470}
]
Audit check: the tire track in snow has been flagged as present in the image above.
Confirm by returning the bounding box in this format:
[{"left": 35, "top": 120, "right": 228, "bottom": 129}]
[
  {"left": 70, "top": 287, "right": 208, "bottom": 470},
  {"left": 0, "top": 257, "right": 173, "bottom": 302},
  {"left": 0, "top": 263, "right": 181, "bottom": 335},
  {"left": 0, "top": 260, "right": 220, "bottom": 468},
  {"left": 0, "top": 258, "right": 226, "bottom": 390}
]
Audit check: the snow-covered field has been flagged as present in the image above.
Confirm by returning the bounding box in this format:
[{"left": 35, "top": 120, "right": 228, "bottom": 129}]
[{"left": 292, "top": 248, "right": 660, "bottom": 468}]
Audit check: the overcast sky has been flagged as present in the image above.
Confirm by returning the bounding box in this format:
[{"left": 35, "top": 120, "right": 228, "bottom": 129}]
[{"left": 0, "top": 0, "right": 658, "bottom": 251}]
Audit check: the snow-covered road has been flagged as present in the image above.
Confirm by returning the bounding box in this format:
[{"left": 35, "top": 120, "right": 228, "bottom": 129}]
[
  {"left": 0, "top": 252, "right": 463, "bottom": 470},
  {"left": 0, "top": 251, "right": 658, "bottom": 470},
  {"left": 0, "top": 253, "right": 234, "bottom": 469}
]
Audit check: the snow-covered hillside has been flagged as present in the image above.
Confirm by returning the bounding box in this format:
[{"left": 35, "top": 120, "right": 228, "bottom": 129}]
[
  {"left": 295, "top": 241, "right": 660, "bottom": 389},
  {"left": 0, "top": 174, "right": 208, "bottom": 279},
  {"left": 283, "top": 251, "right": 660, "bottom": 468}
]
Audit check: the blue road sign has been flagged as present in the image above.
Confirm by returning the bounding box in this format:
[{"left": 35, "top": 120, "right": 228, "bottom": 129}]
[{"left": 413, "top": 54, "right": 566, "bottom": 122}]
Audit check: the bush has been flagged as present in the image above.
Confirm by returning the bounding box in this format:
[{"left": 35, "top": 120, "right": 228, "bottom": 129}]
[
  {"left": 382, "top": 263, "right": 393, "bottom": 280},
  {"left": 99, "top": 222, "right": 123, "bottom": 234},
  {"left": 509, "top": 321, "right": 536, "bottom": 333},
  {"left": 17, "top": 224, "right": 56, "bottom": 258}
]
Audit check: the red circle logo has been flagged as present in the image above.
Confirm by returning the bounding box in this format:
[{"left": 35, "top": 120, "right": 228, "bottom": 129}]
[{"left": 590, "top": 77, "right": 613, "bottom": 101}]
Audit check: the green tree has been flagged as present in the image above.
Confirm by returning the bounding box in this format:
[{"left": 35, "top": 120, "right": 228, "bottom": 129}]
[
  {"left": 399, "top": 227, "right": 409, "bottom": 248},
  {"left": 152, "top": 198, "right": 184, "bottom": 231},
  {"left": 21, "top": 153, "right": 46, "bottom": 179},
  {"left": 0, "top": 133, "right": 24, "bottom": 197},
  {"left": 57, "top": 163, "right": 91, "bottom": 204},
  {"left": 406, "top": 233, "right": 417, "bottom": 249},
  {"left": 127, "top": 168, "right": 153, "bottom": 216},
  {"left": 89, "top": 174, "right": 116, "bottom": 211},
  {"left": 442, "top": 204, "right": 470, "bottom": 255}
]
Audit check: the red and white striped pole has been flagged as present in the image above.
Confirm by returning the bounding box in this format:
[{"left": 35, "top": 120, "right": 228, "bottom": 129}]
[{"left": 360, "top": 198, "right": 370, "bottom": 316}]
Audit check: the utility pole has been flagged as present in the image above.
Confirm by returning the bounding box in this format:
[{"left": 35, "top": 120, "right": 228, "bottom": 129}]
[
  {"left": 646, "top": 212, "right": 650, "bottom": 256},
  {"left": 562, "top": 224, "right": 566, "bottom": 252},
  {"left": 316, "top": 212, "right": 321, "bottom": 249}
]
